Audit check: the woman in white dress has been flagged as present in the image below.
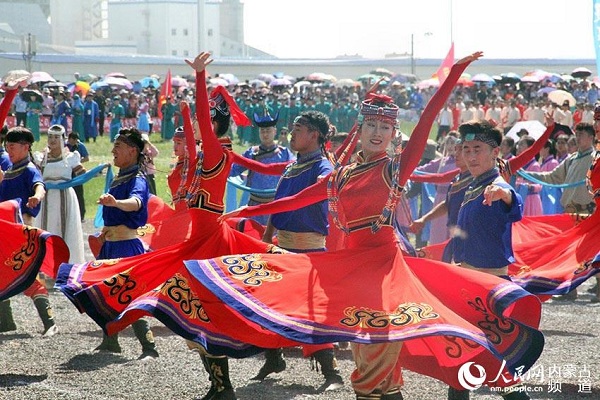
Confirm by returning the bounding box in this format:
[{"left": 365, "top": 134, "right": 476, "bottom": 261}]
[{"left": 34, "top": 124, "right": 85, "bottom": 264}]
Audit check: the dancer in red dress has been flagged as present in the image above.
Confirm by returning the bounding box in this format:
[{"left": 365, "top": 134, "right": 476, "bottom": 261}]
[
  {"left": 56, "top": 53, "right": 294, "bottom": 399},
  {"left": 508, "top": 108, "right": 600, "bottom": 299},
  {"left": 181, "top": 52, "right": 544, "bottom": 399},
  {"left": 0, "top": 71, "right": 69, "bottom": 334}
]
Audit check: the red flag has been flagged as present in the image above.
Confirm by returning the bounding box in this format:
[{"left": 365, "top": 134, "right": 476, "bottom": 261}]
[
  {"left": 434, "top": 42, "right": 454, "bottom": 86},
  {"left": 158, "top": 69, "right": 172, "bottom": 119}
]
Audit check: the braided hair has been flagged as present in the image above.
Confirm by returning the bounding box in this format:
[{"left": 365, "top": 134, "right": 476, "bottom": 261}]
[
  {"left": 115, "top": 127, "right": 146, "bottom": 166},
  {"left": 294, "top": 110, "right": 334, "bottom": 153}
]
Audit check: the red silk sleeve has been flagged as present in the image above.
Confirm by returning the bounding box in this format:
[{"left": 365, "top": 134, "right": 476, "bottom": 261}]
[
  {"left": 195, "top": 70, "right": 223, "bottom": 169},
  {"left": 236, "top": 176, "right": 329, "bottom": 218},
  {"left": 409, "top": 167, "right": 461, "bottom": 184},
  {"left": 179, "top": 101, "right": 199, "bottom": 188},
  {"left": 398, "top": 60, "right": 472, "bottom": 186},
  {"left": 0, "top": 88, "right": 17, "bottom": 127},
  {"left": 180, "top": 102, "right": 197, "bottom": 165},
  {"left": 507, "top": 123, "right": 555, "bottom": 174},
  {"left": 333, "top": 123, "right": 359, "bottom": 165},
  {"left": 229, "top": 151, "right": 289, "bottom": 175}
]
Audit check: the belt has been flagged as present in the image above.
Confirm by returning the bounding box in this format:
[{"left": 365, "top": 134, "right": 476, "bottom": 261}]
[
  {"left": 101, "top": 225, "right": 139, "bottom": 242},
  {"left": 277, "top": 230, "right": 326, "bottom": 251}
]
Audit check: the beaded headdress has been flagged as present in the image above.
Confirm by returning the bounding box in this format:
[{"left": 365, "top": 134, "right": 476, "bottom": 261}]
[
  {"left": 209, "top": 86, "right": 251, "bottom": 127},
  {"left": 358, "top": 93, "right": 399, "bottom": 126},
  {"left": 173, "top": 126, "right": 185, "bottom": 139}
]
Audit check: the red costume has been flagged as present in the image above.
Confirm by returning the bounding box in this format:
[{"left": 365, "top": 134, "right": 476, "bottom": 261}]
[
  {"left": 510, "top": 152, "right": 600, "bottom": 294},
  {"left": 178, "top": 59, "right": 544, "bottom": 393},
  {"left": 56, "top": 69, "right": 290, "bottom": 355},
  {"left": 0, "top": 84, "right": 70, "bottom": 302}
]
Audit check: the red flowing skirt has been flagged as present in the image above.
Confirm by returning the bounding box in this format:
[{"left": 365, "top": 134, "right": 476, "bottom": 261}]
[
  {"left": 88, "top": 196, "right": 266, "bottom": 257},
  {"left": 418, "top": 213, "right": 594, "bottom": 296},
  {"left": 57, "top": 221, "right": 284, "bottom": 335},
  {"left": 183, "top": 242, "right": 544, "bottom": 389},
  {"left": 0, "top": 218, "right": 70, "bottom": 301},
  {"left": 510, "top": 208, "right": 600, "bottom": 294}
]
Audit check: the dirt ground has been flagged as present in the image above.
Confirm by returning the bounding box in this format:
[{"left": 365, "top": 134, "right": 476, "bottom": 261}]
[{"left": 1, "top": 221, "right": 600, "bottom": 400}]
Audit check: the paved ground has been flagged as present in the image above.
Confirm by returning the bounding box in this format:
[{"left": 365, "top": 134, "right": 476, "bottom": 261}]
[{"left": 1, "top": 220, "right": 599, "bottom": 399}]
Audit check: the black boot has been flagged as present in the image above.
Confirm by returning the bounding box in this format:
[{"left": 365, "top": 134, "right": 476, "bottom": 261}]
[
  {"left": 132, "top": 319, "right": 158, "bottom": 360},
  {"left": 196, "top": 354, "right": 217, "bottom": 400},
  {"left": 0, "top": 299, "right": 17, "bottom": 333},
  {"left": 313, "top": 348, "right": 344, "bottom": 391},
  {"left": 205, "top": 356, "right": 236, "bottom": 400},
  {"left": 33, "top": 296, "right": 57, "bottom": 337},
  {"left": 94, "top": 333, "right": 122, "bottom": 353},
  {"left": 448, "top": 386, "right": 470, "bottom": 400},
  {"left": 251, "top": 348, "right": 286, "bottom": 380},
  {"left": 382, "top": 389, "right": 404, "bottom": 399}
]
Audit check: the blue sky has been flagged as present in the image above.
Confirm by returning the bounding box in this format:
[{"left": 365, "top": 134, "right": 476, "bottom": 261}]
[{"left": 242, "top": 0, "right": 594, "bottom": 59}]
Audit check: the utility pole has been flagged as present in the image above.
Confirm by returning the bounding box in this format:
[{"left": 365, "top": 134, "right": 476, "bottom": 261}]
[
  {"left": 21, "top": 33, "right": 37, "bottom": 72},
  {"left": 410, "top": 33, "right": 415, "bottom": 75}
]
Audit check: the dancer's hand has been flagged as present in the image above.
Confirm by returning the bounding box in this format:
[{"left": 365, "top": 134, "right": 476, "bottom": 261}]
[
  {"left": 456, "top": 51, "right": 483, "bottom": 65},
  {"left": 185, "top": 52, "right": 213, "bottom": 73},
  {"left": 218, "top": 206, "right": 247, "bottom": 223},
  {"left": 482, "top": 184, "right": 512, "bottom": 206},
  {"left": 409, "top": 218, "right": 425, "bottom": 234},
  {"left": 98, "top": 193, "right": 117, "bottom": 207}
]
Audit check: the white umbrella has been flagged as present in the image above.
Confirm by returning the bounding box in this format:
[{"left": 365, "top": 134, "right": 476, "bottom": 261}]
[
  {"left": 548, "top": 90, "right": 576, "bottom": 107},
  {"left": 335, "top": 78, "right": 360, "bottom": 88},
  {"left": 219, "top": 73, "right": 239, "bottom": 85},
  {"left": 294, "top": 80, "right": 312, "bottom": 89},
  {"left": 30, "top": 71, "right": 56, "bottom": 84},
  {"left": 471, "top": 73, "right": 494, "bottom": 83},
  {"left": 506, "top": 120, "right": 547, "bottom": 141}
]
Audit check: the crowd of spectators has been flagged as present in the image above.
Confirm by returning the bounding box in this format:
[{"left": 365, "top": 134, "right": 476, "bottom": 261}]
[{"left": 2, "top": 69, "right": 598, "bottom": 147}]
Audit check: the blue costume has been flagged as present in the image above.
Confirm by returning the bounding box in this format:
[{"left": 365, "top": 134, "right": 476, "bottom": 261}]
[
  {"left": 450, "top": 167, "right": 523, "bottom": 269},
  {"left": 271, "top": 149, "right": 333, "bottom": 247},
  {"left": 0, "top": 156, "right": 44, "bottom": 218},
  {"left": 66, "top": 140, "right": 89, "bottom": 160},
  {"left": 51, "top": 100, "right": 71, "bottom": 131},
  {"left": 0, "top": 146, "right": 11, "bottom": 171},
  {"left": 230, "top": 144, "right": 295, "bottom": 225},
  {"left": 93, "top": 161, "right": 157, "bottom": 358},
  {"left": 83, "top": 98, "right": 100, "bottom": 142},
  {"left": 98, "top": 164, "right": 149, "bottom": 259},
  {"left": 441, "top": 170, "right": 473, "bottom": 263}
]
